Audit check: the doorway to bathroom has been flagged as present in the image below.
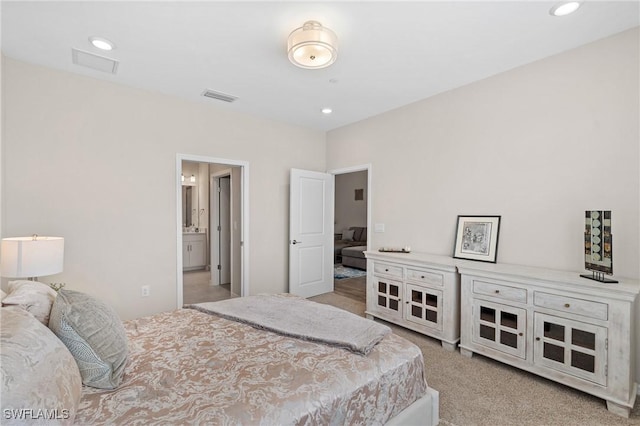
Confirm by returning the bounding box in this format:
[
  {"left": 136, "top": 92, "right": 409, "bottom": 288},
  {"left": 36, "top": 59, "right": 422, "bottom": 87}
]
[{"left": 176, "top": 154, "right": 249, "bottom": 309}]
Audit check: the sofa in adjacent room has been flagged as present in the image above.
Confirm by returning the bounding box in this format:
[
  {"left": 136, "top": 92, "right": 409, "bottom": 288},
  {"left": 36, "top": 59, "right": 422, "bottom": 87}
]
[
  {"left": 341, "top": 245, "right": 367, "bottom": 270},
  {"left": 334, "top": 227, "right": 367, "bottom": 264}
]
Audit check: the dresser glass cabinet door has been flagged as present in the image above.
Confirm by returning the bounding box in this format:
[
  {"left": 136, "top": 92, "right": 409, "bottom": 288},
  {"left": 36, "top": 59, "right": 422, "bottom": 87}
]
[
  {"left": 472, "top": 299, "right": 526, "bottom": 358},
  {"left": 373, "top": 278, "right": 402, "bottom": 319},
  {"left": 534, "top": 313, "right": 607, "bottom": 385},
  {"left": 405, "top": 284, "right": 443, "bottom": 330}
]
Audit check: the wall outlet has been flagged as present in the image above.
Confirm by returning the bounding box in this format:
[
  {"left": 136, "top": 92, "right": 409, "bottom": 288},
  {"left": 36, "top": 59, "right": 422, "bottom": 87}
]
[{"left": 141, "top": 285, "right": 150, "bottom": 297}]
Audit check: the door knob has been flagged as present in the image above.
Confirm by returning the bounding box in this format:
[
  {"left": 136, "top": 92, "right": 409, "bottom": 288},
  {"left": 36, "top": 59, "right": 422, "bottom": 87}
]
[{"left": 291, "top": 240, "right": 302, "bottom": 245}]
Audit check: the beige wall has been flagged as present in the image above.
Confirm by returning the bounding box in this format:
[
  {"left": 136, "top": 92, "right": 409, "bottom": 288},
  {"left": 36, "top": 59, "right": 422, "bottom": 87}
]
[
  {"left": 1, "top": 57, "right": 325, "bottom": 320},
  {"left": 327, "top": 28, "right": 639, "bottom": 280}
]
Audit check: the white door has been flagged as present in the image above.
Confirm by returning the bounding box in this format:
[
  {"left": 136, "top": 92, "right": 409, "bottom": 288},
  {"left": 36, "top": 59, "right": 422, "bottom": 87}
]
[
  {"left": 289, "top": 169, "right": 334, "bottom": 297},
  {"left": 219, "top": 176, "right": 231, "bottom": 285}
]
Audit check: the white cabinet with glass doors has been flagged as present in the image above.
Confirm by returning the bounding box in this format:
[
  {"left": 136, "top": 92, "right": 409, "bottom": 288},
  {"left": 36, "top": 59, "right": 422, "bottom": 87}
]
[{"left": 458, "top": 263, "right": 639, "bottom": 418}]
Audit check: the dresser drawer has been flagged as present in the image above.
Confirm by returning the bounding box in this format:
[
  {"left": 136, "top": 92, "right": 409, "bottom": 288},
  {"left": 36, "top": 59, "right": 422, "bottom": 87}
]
[
  {"left": 374, "top": 262, "right": 403, "bottom": 279},
  {"left": 534, "top": 292, "right": 608, "bottom": 321},
  {"left": 473, "top": 280, "right": 527, "bottom": 304},
  {"left": 406, "top": 268, "right": 443, "bottom": 286}
]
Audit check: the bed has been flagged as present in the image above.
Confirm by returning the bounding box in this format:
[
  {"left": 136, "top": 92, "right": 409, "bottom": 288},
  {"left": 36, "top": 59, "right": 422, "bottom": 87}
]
[{"left": 1, "top": 284, "right": 439, "bottom": 425}]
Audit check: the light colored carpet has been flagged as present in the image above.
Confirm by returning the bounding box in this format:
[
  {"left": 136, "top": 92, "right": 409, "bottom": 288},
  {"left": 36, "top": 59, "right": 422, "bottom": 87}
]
[{"left": 310, "top": 288, "right": 640, "bottom": 426}]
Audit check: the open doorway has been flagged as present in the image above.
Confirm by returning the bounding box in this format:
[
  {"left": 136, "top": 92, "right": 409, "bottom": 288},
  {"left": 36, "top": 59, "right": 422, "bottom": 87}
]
[
  {"left": 331, "top": 165, "right": 371, "bottom": 303},
  {"left": 210, "top": 167, "right": 242, "bottom": 298},
  {"left": 176, "top": 155, "right": 249, "bottom": 309}
]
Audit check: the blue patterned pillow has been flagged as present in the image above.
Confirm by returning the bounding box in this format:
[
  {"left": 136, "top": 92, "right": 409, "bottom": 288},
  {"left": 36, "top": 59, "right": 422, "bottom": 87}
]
[{"left": 48, "top": 290, "right": 128, "bottom": 389}]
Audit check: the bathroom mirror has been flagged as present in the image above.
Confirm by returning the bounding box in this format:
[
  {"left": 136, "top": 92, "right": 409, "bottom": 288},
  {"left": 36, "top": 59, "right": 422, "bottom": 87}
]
[{"left": 182, "top": 186, "right": 194, "bottom": 227}]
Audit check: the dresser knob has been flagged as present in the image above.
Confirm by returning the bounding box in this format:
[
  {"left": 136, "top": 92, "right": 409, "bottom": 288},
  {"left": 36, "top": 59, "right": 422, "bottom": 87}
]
[
  {"left": 519, "top": 333, "right": 523, "bottom": 336},
  {"left": 564, "top": 303, "right": 570, "bottom": 308},
  {"left": 385, "top": 269, "right": 389, "bottom": 272},
  {"left": 495, "top": 290, "right": 500, "bottom": 294},
  {"left": 421, "top": 276, "right": 425, "bottom": 279},
  {"left": 536, "top": 337, "right": 541, "bottom": 341}
]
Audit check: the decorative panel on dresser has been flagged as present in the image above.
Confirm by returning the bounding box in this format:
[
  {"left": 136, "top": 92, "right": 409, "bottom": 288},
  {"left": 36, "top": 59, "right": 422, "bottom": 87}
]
[
  {"left": 365, "top": 251, "right": 460, "bottom": 351},
  {"left": 458, "top": 262, "right": 640, "bottom": 417}
]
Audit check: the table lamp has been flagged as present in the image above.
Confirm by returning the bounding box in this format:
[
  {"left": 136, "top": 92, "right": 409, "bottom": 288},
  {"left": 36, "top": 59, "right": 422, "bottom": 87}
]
[{"left": 0, "top": 235, "right": 64, "bottom": 280}]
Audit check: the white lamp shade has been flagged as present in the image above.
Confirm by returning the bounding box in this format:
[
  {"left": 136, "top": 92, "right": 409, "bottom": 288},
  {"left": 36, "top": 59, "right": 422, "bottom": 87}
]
[
  {"left": 288, "top": 21, "right": 338, "bottom": 69},
  {"left": 0, "top": 236, "right": 64, "bottom": 278}
]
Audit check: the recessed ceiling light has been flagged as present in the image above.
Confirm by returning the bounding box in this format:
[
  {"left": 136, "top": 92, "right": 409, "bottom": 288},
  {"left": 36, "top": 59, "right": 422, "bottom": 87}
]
[
  {"left": 89, "top": 36, "right": 115, "bottom": 51},
  {"left": 321, "top": 107, "right": 333, "bottom": 114},
  {"left": 549, "top": 1, "right": 582, "bottom": 16}
]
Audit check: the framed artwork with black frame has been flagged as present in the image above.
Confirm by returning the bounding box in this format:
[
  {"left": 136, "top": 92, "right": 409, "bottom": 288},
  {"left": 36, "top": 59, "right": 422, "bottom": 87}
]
[{"left": 453, "top": 215, "right": 501, "bottom": 263}]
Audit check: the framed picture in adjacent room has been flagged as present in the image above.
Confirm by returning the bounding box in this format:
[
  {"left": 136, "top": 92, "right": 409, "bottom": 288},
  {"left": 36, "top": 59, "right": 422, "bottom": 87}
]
[{"left": 453, "top": 215, "right": 501, "bottom": 263}]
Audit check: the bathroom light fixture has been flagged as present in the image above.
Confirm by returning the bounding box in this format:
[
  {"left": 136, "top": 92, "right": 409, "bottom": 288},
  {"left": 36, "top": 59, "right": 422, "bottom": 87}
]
[
  {"left": 181, "top": 174, "right": 185, "bottom": 182},
  {"left": 549, "top": 1, "right": 582, "bottom": 16},
  {"left": 287, "top": 21, "right": 338, "bottom": 69},
  {"left": 190, "top": 175, "right": 196, "bottom": 183},
  {"left": 89, "top": 36, "right": 115, "bottom": 51},
  {"left": 321, "top": 107, "right": 333, "bottom": 114},
  {"left": 0, "top": 235, "right": 64, "bottom": 280}
]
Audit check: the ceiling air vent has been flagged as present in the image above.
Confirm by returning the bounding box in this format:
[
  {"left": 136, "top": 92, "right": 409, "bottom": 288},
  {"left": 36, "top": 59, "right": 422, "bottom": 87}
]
[
  {"left": 202, "top": 89, "right": 238, "bottom": 103},
  {"left": 71, "top": 48, "right": 119, "bottom": 74}
]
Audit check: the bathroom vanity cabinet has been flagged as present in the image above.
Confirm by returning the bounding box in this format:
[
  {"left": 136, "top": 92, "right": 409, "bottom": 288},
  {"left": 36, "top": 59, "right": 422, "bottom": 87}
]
[{"left": 183, "top": 232, "right": 207, "bottom": 271}]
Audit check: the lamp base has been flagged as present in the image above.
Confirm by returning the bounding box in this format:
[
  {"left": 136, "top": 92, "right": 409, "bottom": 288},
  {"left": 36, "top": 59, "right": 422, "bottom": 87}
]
[{"left": 580, "top": 272, "right": 618, "bottom": 284}]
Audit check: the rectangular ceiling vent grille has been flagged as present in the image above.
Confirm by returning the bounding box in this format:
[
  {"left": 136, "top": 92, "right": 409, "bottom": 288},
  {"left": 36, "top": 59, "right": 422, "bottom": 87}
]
[
  {"left": 71, "top": 48, "right": 119, "bottom": 74},
  {"left": 202, "top": 89, "right": 238, "bottom": 103}
]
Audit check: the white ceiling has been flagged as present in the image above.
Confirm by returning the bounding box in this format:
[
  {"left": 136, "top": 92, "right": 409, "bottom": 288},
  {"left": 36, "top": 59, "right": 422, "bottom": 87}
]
[{"left": 1, "top": 1, "right": 638, "bottom": 131}]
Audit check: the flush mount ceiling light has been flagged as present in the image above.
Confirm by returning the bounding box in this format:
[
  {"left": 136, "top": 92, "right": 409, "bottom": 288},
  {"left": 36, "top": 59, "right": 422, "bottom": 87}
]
[
  {"left": 321, "top": 107, "right": 333, "bottom": 114},
  {"left": 287, "top": 21, "right": 338, "bottom": 69},
  {"left": 549, "top": 1, "right": 582, "bottom": 16},
  {"left": 89, "top": 36, "right": 115, "bottom": 51}
]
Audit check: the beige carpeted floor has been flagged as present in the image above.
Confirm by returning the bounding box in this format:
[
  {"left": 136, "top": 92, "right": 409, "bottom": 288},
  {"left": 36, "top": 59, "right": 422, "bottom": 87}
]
[{"left": 310, "top": 277, "right": 640, "bottom": 426}]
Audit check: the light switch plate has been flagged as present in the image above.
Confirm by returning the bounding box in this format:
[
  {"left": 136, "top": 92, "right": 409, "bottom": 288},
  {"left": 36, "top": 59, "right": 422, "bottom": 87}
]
[{"left": 374, "top": 223, "right": 385, "bottom": 233}]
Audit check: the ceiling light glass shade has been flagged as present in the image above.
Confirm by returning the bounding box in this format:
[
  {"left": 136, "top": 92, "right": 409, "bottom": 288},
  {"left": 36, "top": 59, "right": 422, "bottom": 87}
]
[
  {"left": 190, "top": 175, "right": 196, "bottom": 183},
  {"left": 0, "top": 236, "right": 64, "bottom": 278},
  {"left": 89, "top": 36, "right": 115, "bottom": 51},
  {"left": 288, "top": 21, "right": 338, "bottom": 69},
  {"left": 549, "top": 1, "right": 581, "bottom": 16}
]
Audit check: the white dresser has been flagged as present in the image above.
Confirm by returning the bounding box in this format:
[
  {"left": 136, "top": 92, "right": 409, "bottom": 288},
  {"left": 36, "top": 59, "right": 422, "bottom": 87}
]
[
  {"left": 458, "top": 262, "right": 640, "bottom": 417},
  {"left": 365, "top": 251, "right": 460, "bottom": 351}
]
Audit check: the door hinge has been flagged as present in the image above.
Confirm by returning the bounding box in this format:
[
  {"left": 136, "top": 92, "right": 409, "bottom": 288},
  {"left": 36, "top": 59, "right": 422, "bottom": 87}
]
[
  {"left": 217, "top": 225, "right": 221, "bottom": 231},
  {"left": 217, "top": 264, "right": 221, "bottom": 270},
  {"left": 605, "top": 364, "right": 608, "bottom": 377},
  {"left": 605, "top": 338, "right": 608, "bottom": 350}
]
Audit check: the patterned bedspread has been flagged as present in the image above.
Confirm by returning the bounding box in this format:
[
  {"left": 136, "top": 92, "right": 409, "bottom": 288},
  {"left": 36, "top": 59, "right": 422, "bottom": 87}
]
[{"left": 76, "top": 308, "right": 427, "bottom": 425}]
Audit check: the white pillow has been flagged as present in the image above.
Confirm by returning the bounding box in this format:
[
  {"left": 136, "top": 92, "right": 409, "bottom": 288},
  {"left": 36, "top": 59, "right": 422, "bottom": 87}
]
[
  {"left": 0, "top": 306, "right": 82, "bottom": 425},
  {"left": 342, "top": 229, "right": 355, "bottom": 241},
  {"left": 2, "top": 280, "right": 57, "bottom": 326},
  {"left": 0, "top": 289, "right": 6, "bottom": 301}
]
